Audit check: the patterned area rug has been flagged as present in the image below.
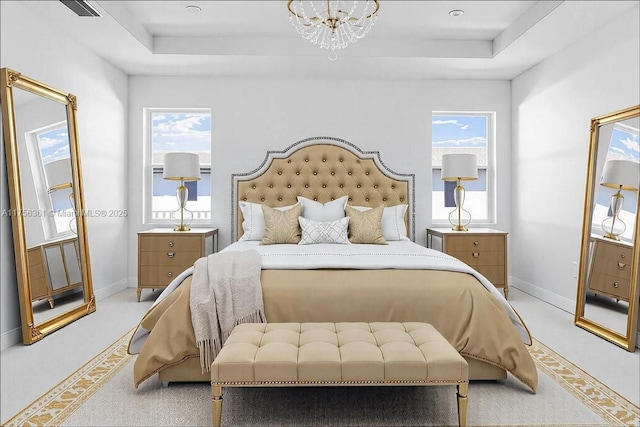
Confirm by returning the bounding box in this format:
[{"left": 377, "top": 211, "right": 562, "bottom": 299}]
[{"left": 4, "top": 331, "right": 639, "bottom": 426}]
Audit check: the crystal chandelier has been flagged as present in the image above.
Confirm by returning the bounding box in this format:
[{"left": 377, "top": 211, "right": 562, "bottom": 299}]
[{"left": 287, "top": 0, "right": 380, "bottom": 61}]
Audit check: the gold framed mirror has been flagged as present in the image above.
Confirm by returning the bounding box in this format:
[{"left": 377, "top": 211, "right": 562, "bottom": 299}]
[
  {"left": 575, "top": 105, "right": 640, "bottom": 351},
  {"left": 1, "top": 68, "right": 95, "bottom": 344}
]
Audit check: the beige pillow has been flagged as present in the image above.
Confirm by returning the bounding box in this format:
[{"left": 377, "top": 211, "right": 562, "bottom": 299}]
[
  {"left": 345, "top": 205, "right": 387, "bottom": 245},
  {"left": 261, "top": 203, "right": 303, "bottom": 245}
]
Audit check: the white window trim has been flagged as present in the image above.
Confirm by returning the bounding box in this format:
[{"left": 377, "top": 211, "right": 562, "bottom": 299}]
[
  {"left": 431, "top": 111, "right": 497, "bottom": 227},
  {"left": 143, "top": 107, "right": 212, "bottom": 226}
]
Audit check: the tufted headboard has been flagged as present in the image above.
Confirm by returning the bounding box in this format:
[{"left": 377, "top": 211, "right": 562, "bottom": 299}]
[{"left": 231, "top": 137, "right": 415, "bottom": 241}]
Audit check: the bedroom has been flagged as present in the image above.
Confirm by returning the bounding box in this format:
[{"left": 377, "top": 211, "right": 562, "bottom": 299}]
[{"left": 0, "top": 0, "right": 639, "bottom": 425}]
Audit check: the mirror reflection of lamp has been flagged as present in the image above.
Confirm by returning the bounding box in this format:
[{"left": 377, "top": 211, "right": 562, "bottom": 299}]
[
  {"left": 600, "top": 159, "right": 640, "bottom": 240},
  {"left": 44, "top": 158, "right": 76, "bottom": 233},
  {"left": 163, "top": 153, "right": 201, "bottom": 231},
  {"left": 441, "top": 153, "right": 478, "bottom": 231}
]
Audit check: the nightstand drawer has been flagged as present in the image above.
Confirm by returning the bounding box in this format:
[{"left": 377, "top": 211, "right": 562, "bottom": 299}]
[
  {"left": 139, "top": 250, "right": 202, "bottom": 266},
  {"left": 445, "top": 235, "right": 505, "bottom": 252},
  {"left": 139, "top": 265, "right": 192, "bottom": 287},
  {"left": 588, "top": 272, "right": 630, "bottom": 300},
  {"left": 139, "top": 235, "right": 200, "bottom": 252},
  {"left": 591, "top": 257, "right": 632, "bottom": 280},
  {"left": 449, "top": 250, "right": 504, "bottom": 267},
  {"left": 476, "top": 266, "right": 506, "bottom": 286},
  {"left": 593, "top": 241, "right": 632, "bottom": 262}
]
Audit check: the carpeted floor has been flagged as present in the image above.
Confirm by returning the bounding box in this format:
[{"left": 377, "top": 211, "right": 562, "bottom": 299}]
[{"left": 4, "top": 330, "right": 639, "bottom": 426}]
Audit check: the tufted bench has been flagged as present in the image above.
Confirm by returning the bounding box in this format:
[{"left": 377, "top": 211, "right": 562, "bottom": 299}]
[{"left": 211, "top": 322, "right": 469, "bottom": 426}]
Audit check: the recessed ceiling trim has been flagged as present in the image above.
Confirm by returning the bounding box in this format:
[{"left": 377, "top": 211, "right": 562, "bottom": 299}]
[
  {"left": 153, "top": 36, "right": 493, "bottom": 59},
  {"left": 60, "top": 0, "right": 101, "bottom": 17}
]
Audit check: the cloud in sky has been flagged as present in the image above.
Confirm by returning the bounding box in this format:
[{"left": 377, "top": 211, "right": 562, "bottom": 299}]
[
  {"left": 433, "top": 119, "right": 470, "bottom": 130},
  {"left": 618, "top": 136, "right": 639, "bottom": 154},
  {"left": 152, "top": 112, "right": 211, "bottom": 152}
]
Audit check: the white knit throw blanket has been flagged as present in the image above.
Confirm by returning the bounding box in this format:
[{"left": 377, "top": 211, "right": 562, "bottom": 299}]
[{"left": 190, "top": 250, "right": 265, "bottom": 373}]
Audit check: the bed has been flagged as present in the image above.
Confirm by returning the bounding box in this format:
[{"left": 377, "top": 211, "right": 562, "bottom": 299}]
[{"left": 128, "top": 137, "right": 538, "bottom": 392}]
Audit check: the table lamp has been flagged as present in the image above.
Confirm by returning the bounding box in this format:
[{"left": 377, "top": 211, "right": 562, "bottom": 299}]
[
  {"left": 163, "top": 152, "right": 201, "bottom": 231},
  {"left": 600, "top": 159, "right": 639, "bottom": 240},
  {"left": 441, "top": 153, "right": 478, "bottom": 231}
]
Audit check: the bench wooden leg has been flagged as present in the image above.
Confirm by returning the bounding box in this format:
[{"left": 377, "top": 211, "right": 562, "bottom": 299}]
[
  {"left": 212, "top": 385, "right": 223, "bottom": 427},
  {"left": 457, "top": 383, "right": 468, "bottom": 427}
]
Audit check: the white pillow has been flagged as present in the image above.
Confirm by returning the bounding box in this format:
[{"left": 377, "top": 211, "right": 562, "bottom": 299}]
[
  {"left": 238, "top": 201, "right": 295, "bottom": 241},
  {"left": 297, "top": 195, "right": 348, "bottom": 222},
  {"left": 351, "top": 204, "right": 409, "bottom": 241},
  {"left": 298, "top": 216, "right": 350, "bottom": 245}
]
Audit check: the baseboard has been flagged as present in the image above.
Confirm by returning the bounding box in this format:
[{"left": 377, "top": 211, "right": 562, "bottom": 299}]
[
  {"left": 1, "top": 277, "right": 132, "bottom": 351},
  {"left": 93, "top": 277, "right": 131, "bottom": 300},
  {"left": 510, "top": 276, "right": 576, "bottom": 314},
  {"left": 1, "top": 327, "right": 23, "bottom": 352}
]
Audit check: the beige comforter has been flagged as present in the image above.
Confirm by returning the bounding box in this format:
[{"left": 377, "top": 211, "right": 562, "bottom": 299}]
[{"left": 130, "top": 269, "right": 538, "bottom": 392}]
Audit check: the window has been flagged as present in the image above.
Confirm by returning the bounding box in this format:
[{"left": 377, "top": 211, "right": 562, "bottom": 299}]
[
  {"left": 145, "top": 109, "right": 212, "bottom": 225},
  {"left": 432, "top": 112, "right": 494, "bottom": 224}
]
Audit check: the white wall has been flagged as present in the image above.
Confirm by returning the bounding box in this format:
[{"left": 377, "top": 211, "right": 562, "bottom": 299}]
[
  {"left": 0, "top": 1, "right": 129, "bottom": 349},
  {"left": 127, "top": 77, "right": 512, "bottom": 278},
  {"left": 511, "top": 7, "right": 639, "bottom": 336}
]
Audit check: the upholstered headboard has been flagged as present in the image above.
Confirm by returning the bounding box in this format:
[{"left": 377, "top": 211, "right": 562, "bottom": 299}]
[{"left": 231, "top": 137, "right": 415, "bottom": 241}]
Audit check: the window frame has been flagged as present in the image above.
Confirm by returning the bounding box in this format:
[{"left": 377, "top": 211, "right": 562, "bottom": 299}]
[
  {"left": 143, "top": 107, "right": 212, "bottom": 226},
  {"left": 431, "top": 111, "right": 496, "bottom": 226}
]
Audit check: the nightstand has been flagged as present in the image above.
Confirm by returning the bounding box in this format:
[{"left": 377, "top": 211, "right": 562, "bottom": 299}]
[
  {"left": 137, "top": 228, "right": 218, "bottom": 301},
  {"left": 587, "top": 236, "right": 632, "bottom": 302},
  {"left": 427, "top": 227, "right": 509, "bottom": 299}
]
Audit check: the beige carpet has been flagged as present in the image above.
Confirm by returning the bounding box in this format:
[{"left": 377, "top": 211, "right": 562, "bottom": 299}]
[{"left": 4, "top": 330, "right": 639, "bottom": 426}]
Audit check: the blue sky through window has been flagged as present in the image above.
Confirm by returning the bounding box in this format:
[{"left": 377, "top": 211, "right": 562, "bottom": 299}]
[
  {"left": 607, "top": 127, "right": 639, "bottom": 162},
  {"left": 432, "top": 115, "right": 487, "bottom": 149},
  {"left": 152, "top": 112, "right": 211, "bottom": 155},
  {"left": 37, "top": 125, "right": 69, "bottom": 165}
]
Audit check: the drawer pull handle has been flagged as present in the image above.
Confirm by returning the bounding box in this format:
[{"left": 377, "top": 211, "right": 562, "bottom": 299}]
[
  {"left": 473, "top": 241, "right": 479, "bottom": 246},
  {"left": 620, "top": 253, "right": 625, "bottom": 259},
  {"left": 168, "top": 241, "right": 174, "bottom": 247},
  {"left": 167, "top": 272, "right": 173, "bottom": 278},
  {"left": 613, "top": 282, "right": 619, "bottom": 288},
  {"left": 618, "top": 262, "right": 626, "bottom": 270},
  {"left": 167, "top": 252, "right": 175, "bottom": 258},
  {"left": 472, "top": 252, "right": 479, "bottom": 258}
]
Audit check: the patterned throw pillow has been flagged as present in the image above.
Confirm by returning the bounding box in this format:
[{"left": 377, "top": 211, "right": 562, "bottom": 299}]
[
  {"left": 238, "top": 201, "right": 296, "bottom": 241},
  {"left": 298, "top": 216, "right": 350, "bottom": 245},
  {"left": 350, "top": 204, "right": 409, "bottom": 241},
  {"left": 261, "top": 203, "right": 303, "bottom": 245},
  {"left": 345, "top": 205, "right": 387, "bottom": 245}
]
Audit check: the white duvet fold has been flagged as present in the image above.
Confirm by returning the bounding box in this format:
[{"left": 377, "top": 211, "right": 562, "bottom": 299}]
[{"left": 221, "top": 240, "right": 531, "bottom": 345}]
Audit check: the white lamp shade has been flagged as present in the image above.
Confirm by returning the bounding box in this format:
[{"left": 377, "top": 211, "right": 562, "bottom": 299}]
[
  {"left": 44, "top": 158, "right": 72, "bottom": 188},
  {"left": 163, "top": 152, "right": 201, "bottom": 181},
  {"left": 441, "top": 153, "right": 478, "bottom": 181},
  {"left": 600, "top": 159, "right": 639, "bottom": 191}
]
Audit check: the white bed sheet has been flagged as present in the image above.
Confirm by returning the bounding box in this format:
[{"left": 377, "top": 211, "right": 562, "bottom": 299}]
[{"left": 221, "top": 240, "right": 530, "bottom": 344}]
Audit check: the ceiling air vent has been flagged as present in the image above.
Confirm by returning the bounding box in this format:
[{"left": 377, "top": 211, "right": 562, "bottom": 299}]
[{"left": 60, "top": 0, "right": 101, "bottom": 17}]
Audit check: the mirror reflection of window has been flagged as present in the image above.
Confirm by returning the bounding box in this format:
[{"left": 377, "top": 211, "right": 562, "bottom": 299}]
[{"left": 27, "top": 121, "right": 75, "bottom": 238}]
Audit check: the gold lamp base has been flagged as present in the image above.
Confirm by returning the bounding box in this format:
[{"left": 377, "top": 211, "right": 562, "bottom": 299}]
[
  {"left": 174, "top": 224, "right": 190, "bottom": 232},
  {"left": 452, "top": 225, "right": 468, "bottom": 232},
  {"left": 602, "top": 232, "right": 620, "bottom": 241}
]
